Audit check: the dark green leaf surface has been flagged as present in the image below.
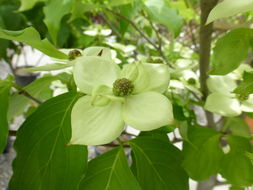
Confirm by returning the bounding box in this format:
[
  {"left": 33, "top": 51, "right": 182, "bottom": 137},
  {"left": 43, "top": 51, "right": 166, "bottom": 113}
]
[
  {"left": 220, "top": 135, "right": 253, "bottom": 186},
  {"left": 234, "top": 72, "right": 253, "bottom": 95},
  {"left": 130, "top": 137, "right": 189, "bottom": 190},
  {"left": 210, "top": 29, "right": 253, "bottom": 75},
  {"left": 9, "top": 92, "right": 87, "bottom": 190},
  {"left": 0, "top": 27, "right": 68, "bottom": 59},
  {"left": 79, "top": 146, "right": 141, "bottom": 190},
  {"left": 182, "top": 126, "right": 224, "bottom": 180},
  {"left": 0, "top": 77, "right": 12, "bottom": 153}
]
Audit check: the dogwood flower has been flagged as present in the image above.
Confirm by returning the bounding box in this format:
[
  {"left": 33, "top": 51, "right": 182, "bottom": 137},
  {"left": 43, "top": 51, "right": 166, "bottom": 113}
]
[
  {"left": 204, "top": 74, "right": 253, "bottom": 117},
  {"left": 69, "top": 47, "right": 174, "bottom": 145}
]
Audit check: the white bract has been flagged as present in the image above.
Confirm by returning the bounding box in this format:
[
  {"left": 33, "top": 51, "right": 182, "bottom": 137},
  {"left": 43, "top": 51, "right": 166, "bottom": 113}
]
[
  {"left": 69, "top": 47, "right": 174, "bottom": 145},
  {"left": 204, "top": 74, "right": 253, "bottom": 117}
]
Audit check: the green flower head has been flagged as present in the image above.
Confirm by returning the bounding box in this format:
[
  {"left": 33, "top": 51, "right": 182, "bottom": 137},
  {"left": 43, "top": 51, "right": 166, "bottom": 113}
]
[{"left": 69, "top": 47, "right": 174, "bottom": 145}]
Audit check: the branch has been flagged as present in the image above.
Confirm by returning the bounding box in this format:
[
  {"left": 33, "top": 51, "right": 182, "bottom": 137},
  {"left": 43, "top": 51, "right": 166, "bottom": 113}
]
[
  {"left": 11, "top": 82, "right": 42, "bottom": 104},
  {"left": 106, "top": 9, "right": 171, "bottom": 66}
]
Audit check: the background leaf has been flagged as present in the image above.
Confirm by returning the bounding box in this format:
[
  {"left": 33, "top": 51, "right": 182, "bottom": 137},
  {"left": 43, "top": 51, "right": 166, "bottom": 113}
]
[
  {"left": 130, "top": 137, "right": 189, "bottom": 190},
  {"left": 144, "top": 0, "right": 182, "bottom": 37},
  {"left": 220, "top": 135, "right": 253, "bottom": 187},
  {"left": 79, "top": 146, "right": 141, "bottom": 190},
  {"left": 207, "top": 0, "right": 253, "bottom": 24},
  {"left": 9, "top": 92, "right": 87, "bottom": 190},
  {"left": 234, "top": 72, "right": 253, "bottom": 95},
  {"left": 0, "top": 27, "right": 68, "bottom": 59},
  {"left": 209, "top": 29, "right": 253, "bottom": 75},
  {"left": 43, "top": 0, "right": 73, "bottom": 44},
  {"left": 182, "top": 126, "right": 224, "bottom": 180}
]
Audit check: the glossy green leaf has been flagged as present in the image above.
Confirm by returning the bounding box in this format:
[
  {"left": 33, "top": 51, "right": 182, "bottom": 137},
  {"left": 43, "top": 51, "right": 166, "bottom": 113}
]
[
  {"left": 0, "top": 27, "right": 68, "bottom": 59},
  {"left": 9, "top": 92, "right": 87, "bottom": 190},
  {"left": 234, "top": 72, "right": 253, "bottom": 95},
  {"left": 130, "top": 137, "right": 189, "bottom": 190},
  {"left": 209, "top": 29, "right": 253, "bottom": 75},
  {"left": 144, "top": 0, "right": 182, "bottom": 37},
  {"left": 220, "top": 135, "right": 253, "bottom": 186},
  {"left": 43, "top": 0, "right": 73, "bottom": 44},
  {"left": 19, "top": 0, "right": 46, "bottom": 11},
  {"left": 79, "top": 146, "right": 141, "bottom": 190},
  {"left": 0, "top": 76, "right": 12, "bottom": 154},
  {"left": 207, "top": 0, "right": 253, "bottom": 24},
  {"left": 182, "top": 126, "right": 224, "bottom": 180}
]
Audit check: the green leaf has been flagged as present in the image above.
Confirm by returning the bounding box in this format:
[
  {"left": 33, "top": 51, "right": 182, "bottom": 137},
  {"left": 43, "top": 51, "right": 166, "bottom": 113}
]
[
  {"left": 234, "top": 72, "right": 253, "bottom": 95},
  {"left": 22, "top": 62, "right": 73, "bottom": 72},
  {"left": 69, "top": 0, "right": 133, "bottom": 21},
  {"left": 79, "top": 146, "right": 141, "bottom": 190},
  {"left": 0, "top": 27, "right": 68, "bottom": 59},
  {"left": 43, "top": 0, "right": 73, "bottom": 44},
  {"left": 220, "top": 135, "right": 253, "bottom": 186},
  {"left": 209, "top": 29, "right": 253, "bottom": 75},
  {"left": 144, "top": 0, "right": 182, "bottom": 37},
  {"left": 9, "top": 92, "right": 87, "bottom": 190},
  {"left": 19, "top": 0, "right": 46, "bottom": 11},
  {"left": 182, "top": 126, "right": 224, "bottom": 180},
  {"left": 8, "top": 75, "right": 58, "bottom": 119},
  {"left": 207, "top": 0, "right": 253, "bottom": 24},
  {"left": 245, "top": 152, "right": 253, "bottom": 166},
  {"left": 223, "top": 118, "right": 251, "bottom": 138},
  {"left": 0, "top": 76, "right": 12, "bottom": 154},
  {"left": 130, "top": 137, "right": 189, "bottom": 190}
]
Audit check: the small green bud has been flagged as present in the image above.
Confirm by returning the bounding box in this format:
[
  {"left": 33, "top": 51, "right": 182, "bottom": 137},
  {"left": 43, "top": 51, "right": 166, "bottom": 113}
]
[
  {"left": 68, "top": 49, "right": 82, "bottom": 60},
  {"left": 237, "top": 94, "right": 249, "bottom": 101},
  {"left": 113, "top": 78, "right": 134, "bottom": 97},
  {"left": 187, "top": 78, "right": 196, "bottom": 85}
]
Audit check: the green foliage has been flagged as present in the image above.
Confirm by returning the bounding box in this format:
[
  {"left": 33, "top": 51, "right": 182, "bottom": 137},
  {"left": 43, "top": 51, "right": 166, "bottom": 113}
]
[
  {"left": 0, "top": 76, "right": 12, "bottom": 153},
  {"left": 43, "top": 0, "right": 73, "bottom": 44},
  {"left": 210, "top": 29, "right": 253, "bottom": 75},
  {"left": 207, "top": 0, "right": 253, "bottom": 24},
  {"left": 182, "top": 126, "right": 224, "bottom": 180},
  {"left": 223, "top": 118, "right": 251, "bottom": 138},
  {"left": 0, "top": 27, "right": 68, "bottom": 59},
  {"left": 8, "top": 75, "right": 59, "bottom": 119},
  {"left": 130, "top": 137, "right": 189, "bottom": 190},
  {"left": 220, "top": 135, "right": 253, "bottom": 186},
  {"left": 79, "top": 147, "right": 141, "bottom": 190},
  {"left": 143, "top": 0, "right": 182, "bottom": 37},
  {"left": 9, "top": 92, "right": 87, "bottom": 190},
  {"left": 234, "top": 71, "right": 253, "bottom": 95}
]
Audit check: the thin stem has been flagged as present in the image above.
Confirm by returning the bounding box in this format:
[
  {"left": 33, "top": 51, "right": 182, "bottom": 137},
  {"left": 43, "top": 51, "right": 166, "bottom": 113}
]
[
  {"left": 11, "top": 82, "right": 42, "bottom": 104},
  {"left": 106, "top": 9, "right": 171, "bottom": 66}
]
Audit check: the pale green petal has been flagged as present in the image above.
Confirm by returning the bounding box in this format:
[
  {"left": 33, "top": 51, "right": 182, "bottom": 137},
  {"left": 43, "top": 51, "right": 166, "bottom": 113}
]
[
  {"left": 82, "top": 46, "right": 112, "bottom": 59},
  {"left": 241, "top": 94, "right": 253, "bottom": 112},
  {"left": 120, "top": 62, "right": 149, "bottom": 94},
  {"left": 70, "top": 96, "right": 125, "bottom": 145},
  {"left": 122, "top": 92, "right": 174, "bottom": 131},
  {"left": 207, "top": 75, "right": 237, "bottom": 95},
  {"left": 74, "top": 56, "right": 120, "bottom": 94},
  {"left": 204, "top": 93, "right": 241, "bottom": 117},
  {"left": 142, "top": 63, "right": 170, "bottom": 93}
]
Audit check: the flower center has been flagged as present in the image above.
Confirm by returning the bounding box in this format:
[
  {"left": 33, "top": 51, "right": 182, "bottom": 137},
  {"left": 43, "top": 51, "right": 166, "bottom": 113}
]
[
  {"left": 113, "top": 78, "right": 134, "bottom": 97},
  {"left": 237, "top": 94, "right": 249, "bottom": 101},
  {"left": 187, "top": 78, "right": 196, "bottom": 85},
  {"left": 68, "top": 49, "right": 82, "bottom": 60}
]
